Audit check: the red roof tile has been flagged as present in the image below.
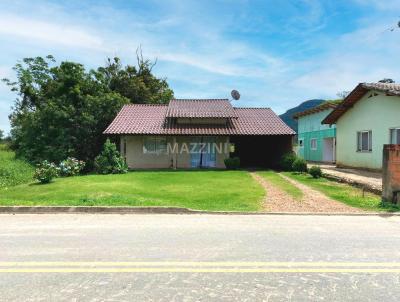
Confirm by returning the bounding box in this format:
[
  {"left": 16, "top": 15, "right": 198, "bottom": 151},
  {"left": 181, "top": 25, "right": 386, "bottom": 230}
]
[
  {"left": 104, "top": 103, "right": 295, "bottom": 136},
  {"left": 166, "top": 99, "right": 237, "bottom": 118}
]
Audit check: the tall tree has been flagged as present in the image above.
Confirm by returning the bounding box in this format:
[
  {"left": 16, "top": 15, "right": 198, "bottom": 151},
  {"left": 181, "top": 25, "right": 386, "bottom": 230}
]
[
  {"left": 97, "top": 49, "right": 173, "bottom": 104},
  {"left": 3, "top": 54, "right": 173, "bottom": 166},
  {"left": 0, "top": 129, "right": 3, "bottom": 141}
]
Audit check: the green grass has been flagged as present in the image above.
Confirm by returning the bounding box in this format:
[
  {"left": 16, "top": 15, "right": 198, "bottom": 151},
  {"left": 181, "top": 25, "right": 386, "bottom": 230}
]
[
  {"left": 0, "top": 143, "right": 34, "bottom": 189},
  {"left": 0, "top": 171, "right": 265, "bottom": 211},
  {"left": 258, "top": 170, "right": 303, "bottom": 200},
  {"left": 283, "top": 172, "right": 399, "bottom": 212}
]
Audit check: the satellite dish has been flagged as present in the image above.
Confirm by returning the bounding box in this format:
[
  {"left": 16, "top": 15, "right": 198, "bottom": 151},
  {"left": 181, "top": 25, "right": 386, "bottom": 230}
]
[{"left": 231, "top": 90, "right": 240, "bottom": 100}]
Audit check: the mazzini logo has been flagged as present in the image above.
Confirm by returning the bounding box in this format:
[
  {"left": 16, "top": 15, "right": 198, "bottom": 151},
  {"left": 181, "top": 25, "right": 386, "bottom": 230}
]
[{"left": 167, "top": 142, "right": 232, "bottom": 154}]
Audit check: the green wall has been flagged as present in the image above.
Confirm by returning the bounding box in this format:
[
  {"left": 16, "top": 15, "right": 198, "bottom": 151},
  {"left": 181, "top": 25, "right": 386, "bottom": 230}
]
[
  {"left": 297, "top": 108, "right": 336, "bottom": 162},
  {"left": 336, "top": 91, "right": 400, "bottom": 170},
  {"left": 298, "top": 129, "right": 336, "bottom": 161}
]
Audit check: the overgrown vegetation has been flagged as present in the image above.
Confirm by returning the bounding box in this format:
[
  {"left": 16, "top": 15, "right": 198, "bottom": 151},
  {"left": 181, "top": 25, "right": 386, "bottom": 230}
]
[
  {"left": 0, "top": 171, "right": 265, "bottom": 211},
  {"left": 0, "top": 143, "right": 34, "bottom": 188},
  {"left": 283, "top": 172, "right": 399, "bottom": 212},
  {"left": 258, "top": 171, "right": 303, "bottom": 200},
  {"left": 2, "top": 52, "right": 173, "bottom": 167}
]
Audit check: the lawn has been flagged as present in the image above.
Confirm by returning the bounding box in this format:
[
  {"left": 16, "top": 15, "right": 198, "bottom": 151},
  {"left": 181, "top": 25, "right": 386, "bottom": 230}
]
[
  {"left": 283, "top": 172, "right": 399, "bottom": 212},
  {"left": 0, "top": 143, "right": 34, "bottom": 188},
  {"left": 0, "top": 171, "right": 265, "bottom": 211},
  {"left": 257, "top": 170, "right": 303, "bottom": 200}
]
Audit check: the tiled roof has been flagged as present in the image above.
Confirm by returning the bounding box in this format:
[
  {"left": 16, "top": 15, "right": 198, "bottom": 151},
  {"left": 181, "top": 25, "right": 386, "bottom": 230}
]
[
  {"left": 104, "top": 104, "right": 295, "bottom": 136},
  {"left": 322, "top": 82, "right": 400, "bottom": 124},
  {"left": 293, "top": 100, "right": 341, "bottom": 119},
  {"left": 362, "top": 82, "right": 400, "bottom": 96},
  {"left": 166, "top": 99, "right": 237, "bottom": 118}
]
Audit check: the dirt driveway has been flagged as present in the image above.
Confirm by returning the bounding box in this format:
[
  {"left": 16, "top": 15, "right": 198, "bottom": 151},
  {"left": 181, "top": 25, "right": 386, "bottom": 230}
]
[{"left": 251, "top": 172, "right": 362, "bottom": 213}]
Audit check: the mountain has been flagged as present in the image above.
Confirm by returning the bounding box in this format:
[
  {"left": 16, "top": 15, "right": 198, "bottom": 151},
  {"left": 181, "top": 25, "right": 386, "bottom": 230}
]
[{"left": 279, "top": 99, "right": 325, "bottom": 133}]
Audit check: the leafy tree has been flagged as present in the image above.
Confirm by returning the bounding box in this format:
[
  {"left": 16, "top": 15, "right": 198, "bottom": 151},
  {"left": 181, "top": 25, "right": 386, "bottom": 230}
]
[
  {"left": 3, "top": 54, "right": 173, "bottom": 167},
  {"left": 97, "top": 49, "right": 174, "bottom": 104},
  {"left": 0, "top": 129, "right": 3, "bottom": 141}
]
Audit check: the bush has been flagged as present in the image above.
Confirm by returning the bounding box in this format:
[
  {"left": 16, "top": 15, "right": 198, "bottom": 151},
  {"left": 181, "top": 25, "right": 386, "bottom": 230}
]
[
  {"left": 309, "top": 166, "right": 322, "bottom": 178},
  {"left": 59, "top": 157, "right": 85, "bottom": 177},
  {"left": 280, "top": 152, "right": 297, "bottom": 171},
  {"left": 34, "top": 160, "right": 59, "bottom": 184},
  {"left": 94, "top": 139, "right": 128, "bottom": 174},
  {"left": 292, "top": 158, "right": 308, "bottom": 173},
  {"left": 224, "top": 157, "right": 240, "bottom": 170}
]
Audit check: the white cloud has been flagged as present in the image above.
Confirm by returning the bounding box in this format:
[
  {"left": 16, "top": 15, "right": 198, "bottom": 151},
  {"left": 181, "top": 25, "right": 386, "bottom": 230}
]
[{"left": 0, "top": 14, "right": 105, "bottom": 50}]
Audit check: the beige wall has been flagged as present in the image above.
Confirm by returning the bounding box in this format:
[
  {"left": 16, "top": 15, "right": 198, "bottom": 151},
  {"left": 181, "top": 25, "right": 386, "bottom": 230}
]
[{"left": 120, "top": 135, "right": 230, "bottom": 169}]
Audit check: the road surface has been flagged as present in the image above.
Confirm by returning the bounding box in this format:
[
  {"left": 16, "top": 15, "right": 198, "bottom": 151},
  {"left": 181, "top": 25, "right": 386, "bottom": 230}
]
[{"left": 1, "top": 214, "right": 400, "bottom": 301}]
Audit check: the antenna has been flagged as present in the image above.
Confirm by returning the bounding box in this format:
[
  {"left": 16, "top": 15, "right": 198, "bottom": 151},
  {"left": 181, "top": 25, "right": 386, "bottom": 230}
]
[{"left": 231, "top": 90, "right": 240, "bottom": 101}]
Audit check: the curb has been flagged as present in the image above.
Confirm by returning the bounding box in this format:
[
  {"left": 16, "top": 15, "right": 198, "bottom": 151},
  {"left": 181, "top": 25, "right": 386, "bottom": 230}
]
[
  {"left": 0, "top": 206, "right": 399, "bottom": 216},
  {"left": 322, "top": 172, "right": 382, "bottom": 195}
]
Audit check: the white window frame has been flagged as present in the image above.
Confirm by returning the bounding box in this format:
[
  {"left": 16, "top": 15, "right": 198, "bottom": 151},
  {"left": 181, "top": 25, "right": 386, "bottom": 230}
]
[
  {"left": 143, "top": 136, "right": 167, "bottom": 154},
  {"left": 310, "top": 138, "right": 317, "bottom": 150},
  {"left": 390, "top": 127, "right": 400, "bottom": 144},
  {"left": 357, "top": 130, "right": 372, "bottom": 152}
]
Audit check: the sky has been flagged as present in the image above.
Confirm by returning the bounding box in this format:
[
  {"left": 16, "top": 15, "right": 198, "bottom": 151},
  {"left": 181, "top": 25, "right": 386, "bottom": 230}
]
[{"left": 1, "top": 0, "right": 400, "bottom": 134}]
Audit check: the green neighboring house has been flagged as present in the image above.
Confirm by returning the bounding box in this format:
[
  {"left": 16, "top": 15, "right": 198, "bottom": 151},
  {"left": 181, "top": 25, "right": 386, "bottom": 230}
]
[
  {"left": 323, "top": 82, "right": 400, "bottom": 171},
  {"left": 294, "top": 102, "right": 340, "bottom": 163}
]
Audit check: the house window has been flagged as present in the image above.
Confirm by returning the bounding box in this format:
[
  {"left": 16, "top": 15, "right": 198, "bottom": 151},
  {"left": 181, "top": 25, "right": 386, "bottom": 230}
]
[
  {"left": 310, "top": 138, "right": 317, "bottom": 150},
  {"left": 390, "top": 128, "right": 400, "bottom": 144},
  {"left": 298, "top": 139, "right": 304, "bottom": 148},
  {"left": 143, "top": 136, "right": 167, "bottom": 154},
  {"left": 357, "top": 131, "right": 372, "bottom": 152}
]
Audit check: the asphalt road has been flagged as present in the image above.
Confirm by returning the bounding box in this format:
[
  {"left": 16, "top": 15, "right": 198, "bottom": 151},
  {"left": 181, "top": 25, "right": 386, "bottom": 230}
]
[{"left": 1, "top": 214, "right": 400, "bottom": 301}]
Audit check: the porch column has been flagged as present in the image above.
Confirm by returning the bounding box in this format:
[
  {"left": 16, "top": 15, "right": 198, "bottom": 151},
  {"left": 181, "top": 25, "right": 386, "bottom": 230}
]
[{"left": 172, "top": 136, "right": 177, "bottom": 169}]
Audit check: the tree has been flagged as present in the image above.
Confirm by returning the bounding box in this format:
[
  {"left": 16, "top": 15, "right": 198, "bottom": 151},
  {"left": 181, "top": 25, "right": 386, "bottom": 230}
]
[
  {"left": 3, "top": 54, "right": 173, "bottom": 166},
  {"left": 378, "top": 78, "right": 395, "bottom": 83},
  {"left": 96, "top": 48, "right": 174, "bottom": 104},
  {"left": 336, "top": 91, "right": 350, "bottom": 99},
  {"left": 0, "top": 129, "right": 3, "bottom": 141}
]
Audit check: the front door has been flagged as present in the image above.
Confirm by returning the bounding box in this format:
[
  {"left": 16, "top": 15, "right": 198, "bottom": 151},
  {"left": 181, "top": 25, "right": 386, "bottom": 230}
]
[
  {"left": 190, "top": 136, "right": 217, "bottom": 168},
  {"left": 323, "top": 137, "right": 336, "bottom": 163}
]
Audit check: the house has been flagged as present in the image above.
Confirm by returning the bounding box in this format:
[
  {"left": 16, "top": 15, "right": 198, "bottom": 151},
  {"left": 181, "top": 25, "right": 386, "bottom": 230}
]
[
  {"left": 104, "top": 99, "right": 295, "bottom": 169},
  {"left": 293, "top": 101, "right": 340, "bottom": 163},
  {"left": 322, "top": 83, "right": 400, "bottom": 171}
]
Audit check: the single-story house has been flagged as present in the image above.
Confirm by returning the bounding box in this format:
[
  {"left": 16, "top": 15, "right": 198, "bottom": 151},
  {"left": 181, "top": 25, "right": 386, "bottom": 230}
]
[
  {"left": 323, "top": 82, "right": 400, "bottom": 171},
  {"left": 293, "top": 101, "right": 340, "bottom": 163},
  {"left": 104, "top": 99, "right": 295, "bottom": 169}
]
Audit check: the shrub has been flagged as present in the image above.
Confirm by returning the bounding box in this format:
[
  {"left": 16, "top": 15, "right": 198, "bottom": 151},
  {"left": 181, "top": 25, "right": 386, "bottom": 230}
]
[
  {"left": 94, "top": 139, "right": 128, "bottom": 174},
  {"left": 59, "top": 157, "right": 85, "bottom": 177},
  {"left": 309, "top": 166, "right": 322, "bottom": 178},
  {"left": 292, "top": 158, "right": 308, "bottom": 173},
  {"left": 34, "top": 160, "right": 59, "bottom": 184},
  {"left": 224, "top": 157, "right": 240, "bottom": 170},
  {"left": 280, "top": 152, "right": 297, "bottom": 171}
]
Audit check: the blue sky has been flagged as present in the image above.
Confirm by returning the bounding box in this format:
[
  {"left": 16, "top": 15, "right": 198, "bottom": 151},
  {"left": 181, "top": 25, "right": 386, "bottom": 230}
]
[{"left": 1, "top": 0, "right": 400, "bottom": 133}]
